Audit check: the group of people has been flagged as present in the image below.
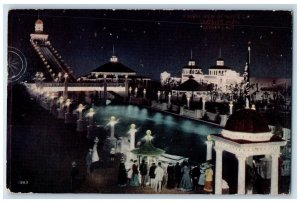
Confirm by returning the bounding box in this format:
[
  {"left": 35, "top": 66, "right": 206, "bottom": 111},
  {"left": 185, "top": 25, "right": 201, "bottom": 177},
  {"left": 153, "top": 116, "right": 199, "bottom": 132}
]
[
  {"left": 85, "top": 137, "right": 101, "bottom": 174},
  {"left": 117, "top": 158, "right": 215, "bottom": 193}
]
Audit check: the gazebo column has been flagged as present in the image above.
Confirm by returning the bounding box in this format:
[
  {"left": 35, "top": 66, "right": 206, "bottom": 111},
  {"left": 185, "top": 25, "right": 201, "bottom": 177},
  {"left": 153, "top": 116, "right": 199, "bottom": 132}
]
[
  {"left": 237, "top": 154, "right": 246, "bottom": 194},
  {"left": 271, "top": 153, "right": 279, "bottom": 195},
  {"left": 103, "top": 74, "right": 107, "bottom": 104},
  {"left": 125, "top": 75, "right": 128, "bottom": 100},
  {"left": 206, "top": 135, "right": 213, "bottom": 161},
  {"left": 214, "top": 147, "right": 223, "bottom": 194}
]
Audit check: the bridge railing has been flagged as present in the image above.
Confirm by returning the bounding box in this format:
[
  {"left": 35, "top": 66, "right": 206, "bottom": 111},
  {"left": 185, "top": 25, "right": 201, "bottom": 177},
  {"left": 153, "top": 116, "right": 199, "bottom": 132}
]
[{"left": 42, "top": 82, "right": 126, "bottom": 87}]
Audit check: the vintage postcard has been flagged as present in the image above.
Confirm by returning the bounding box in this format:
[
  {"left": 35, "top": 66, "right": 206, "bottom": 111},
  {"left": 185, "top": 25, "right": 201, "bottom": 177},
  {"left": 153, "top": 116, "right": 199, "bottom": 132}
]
[{"left": 6, "top": 8, "right": 293, "bottom": 195}]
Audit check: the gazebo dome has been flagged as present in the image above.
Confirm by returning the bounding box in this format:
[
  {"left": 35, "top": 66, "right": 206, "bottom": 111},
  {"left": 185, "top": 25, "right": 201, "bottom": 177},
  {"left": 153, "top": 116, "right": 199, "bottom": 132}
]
[
  {"left": 221, "top": 109, "right": 273, "bottom": 142},
  {"left": 35, "top": 19, "right": 43, "bottom": 24}
]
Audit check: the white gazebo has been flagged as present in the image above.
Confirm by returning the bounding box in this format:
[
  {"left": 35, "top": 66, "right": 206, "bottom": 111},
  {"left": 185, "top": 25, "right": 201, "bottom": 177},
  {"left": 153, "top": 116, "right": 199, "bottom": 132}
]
[{"left": 211, "top": 108, "right": 286, "bottom": 195}]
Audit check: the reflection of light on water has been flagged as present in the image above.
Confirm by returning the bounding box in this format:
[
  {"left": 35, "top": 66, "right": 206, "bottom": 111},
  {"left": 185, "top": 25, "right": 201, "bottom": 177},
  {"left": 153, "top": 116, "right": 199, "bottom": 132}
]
[
  {"left": 164, "top": 115, "right": 175, "bottom": 126},
  {"left": 153, "top": 112, "right": 163, "bottom": 123},
  {"left": 140, "top": 108, "right": 148, "bottom": 120},
  {"left": 181, "top": 120, "right": 194, "bottom": 132},
  {"left": 93, "top": 105, "right": 222, "bottom": 161}
]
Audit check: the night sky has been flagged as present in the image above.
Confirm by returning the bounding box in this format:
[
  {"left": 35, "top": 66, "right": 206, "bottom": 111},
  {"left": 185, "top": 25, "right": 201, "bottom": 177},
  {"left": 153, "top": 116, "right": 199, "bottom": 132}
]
[{"left": 8, "top": 9, "right": 293, "bottom": 81}]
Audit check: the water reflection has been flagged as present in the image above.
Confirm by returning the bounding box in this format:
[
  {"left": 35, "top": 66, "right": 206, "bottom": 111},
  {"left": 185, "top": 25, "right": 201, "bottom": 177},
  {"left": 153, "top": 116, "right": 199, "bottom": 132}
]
[{"left": 93, "top": 105, "right": 222, "bottom": 162}]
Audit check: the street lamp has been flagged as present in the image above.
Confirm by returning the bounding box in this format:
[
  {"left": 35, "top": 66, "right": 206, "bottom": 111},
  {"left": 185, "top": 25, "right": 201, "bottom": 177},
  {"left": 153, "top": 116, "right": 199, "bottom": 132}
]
[
  {"left": 76, "top": 104, "right": 85, "bottom": 132},
  {"left": 168, "top": 92, "right": 172, "bottom": 107},
  {"left": 57, "top": 96, "right": 65, "bottom": 119},
  {"left": 229, "top": 101, "right": 233, "bottom": 115},
  {"left": 143, "top": 89, "right": 146, "bottom": 99},
  {"left": 157, "top": 91, "right": 161, "bottom": 103},
  {"left": 64, "top": 99, "right": 72, "bottom": 123},
  {"left": 128, "top": 123, "right": 138, "bottom": 160},
  {"left": 186, "top": 93, "right": 191, "bottom": 109},
  {"left": 108, "top": 116, "right": 118, "bottom": 139},
  {"left": 134, "top": 88, "right": 138, "bottom": 97},
  {"left": 63, "top": 73, "right": 68, "bottom": 99},
  {"left": 86, "top": 107, "right": 96, "bottom": 139}
]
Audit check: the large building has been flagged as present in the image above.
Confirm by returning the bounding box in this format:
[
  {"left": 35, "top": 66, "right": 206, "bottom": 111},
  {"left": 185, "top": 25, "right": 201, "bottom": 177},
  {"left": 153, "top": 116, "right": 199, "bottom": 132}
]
[{"left": 161, "top": 56, "right": 244, "bottom": 92}]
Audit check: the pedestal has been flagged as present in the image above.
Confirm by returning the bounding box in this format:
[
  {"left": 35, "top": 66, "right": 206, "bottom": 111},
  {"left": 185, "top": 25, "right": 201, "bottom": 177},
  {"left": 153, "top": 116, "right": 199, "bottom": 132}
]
[
  {"left": 206, "top": 140, "right": 213, "bottom": 161},
  {"left": 107, "top": 137, "right": 117, "bottom": 149},
  {"left": 57, "top": 109, "right": 64, "bottom": 119},
  {"left": 87, "top": 125, "right": 94, "bottom": 139},
  {"left": 64, "top": 112, "right": 72, "bottom": 124},
  {"left": 76, "top": 119, "right": 84, "bottom": 132}
]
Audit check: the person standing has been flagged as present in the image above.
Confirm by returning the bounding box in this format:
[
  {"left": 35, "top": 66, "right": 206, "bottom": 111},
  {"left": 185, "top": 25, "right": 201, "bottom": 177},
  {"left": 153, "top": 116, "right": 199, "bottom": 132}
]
[
  {"left": 130, "top": 160, "right": 139, "bottom": 186},
  {"left": 203, "top": 164, "right": 214, "bottom": 193},
  {"left": 149, "top": 162, "right": 157, "bottom": 189},
  {"left": 166, "top": 162, "right": 176, "bottom": 189},
  {"left": 174, "top": 162, "right": 182, "bottom": 188},
  {"left": 191, "top": 163, "right": 200, "bottom": 191},
  {"left": 154, "top": 162, "right": 164, "bottom": 192},
  {"left": 198, "top": 163, "right": 206, "bottom": 191},
  {"left": 125, "top": 159, "right": 133, "bottom": 185},
  {"left": 118, "top": 159, "right": 128, "bottom": 187},
  {"left": 70, "top": 161, "right": 79, "bottom": 192},
  {"left": 85, "top": 148, "right": 93, "bottom": 174},
  {"left": 179, "top": 162, "right": 193, "bottom": 191},
  {"left": 92, "top": 137, "right": 100, "bottom": 169},
  {"left": 139, "top": 160, "right": 148, "bottom": 187}
]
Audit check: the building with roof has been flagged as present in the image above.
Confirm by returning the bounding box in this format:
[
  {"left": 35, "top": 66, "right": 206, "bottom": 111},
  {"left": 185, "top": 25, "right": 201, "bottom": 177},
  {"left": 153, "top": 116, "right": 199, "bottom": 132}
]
[
  {"left": 171, "top": 76, "right": 210, "bottom": 102},
  {"left": 162, "top": 56, "right": 244, "bottom": 93},
  {"left": 211, "top": 106, "right": 286, "bottom": 194}
]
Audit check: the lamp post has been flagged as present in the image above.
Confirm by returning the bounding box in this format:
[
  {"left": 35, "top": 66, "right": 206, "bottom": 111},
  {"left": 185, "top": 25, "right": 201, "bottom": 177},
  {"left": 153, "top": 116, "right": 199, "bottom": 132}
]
[
  {"left": 86, "top": 107, "right": 95, "bottom": 139},
  {"left": 49, "top": 93, "right": 56, "bottom": 114},
  {"left": 125, "top": 74, "right": 129, "bottom": 100},
  {"left": 187, "top": 93, "right": 191, "bottom": 109},
  {"left": 129, "top": 86, "right": 132, "bottom": 96},
  {"left": 108, "top": 116, "right": 118, "bottom": 149},
  {"left": 109, "top": 116, "right": 118, "bottom": 139},
  {"left": 168, "top": 92, "right": 172, "bottom": 108},
  {"left": 57, "top": 96, "right": 65, "bottom": 119},
  {"left": 58, "top": 72, "right": 62, "bottom": 83},
  {"left": 63, "top": 73, "right": 68, "bottom": 99},
  {"left": 229, "top": 101, "right": 233, "bottom": 115},
  {"left": 134, "top": 88, "right": 138, "bottom": 97},
  {"left": 157, "top": 91, "right": 161, "bottom": 103},
  {"left": 143, "top": 89, "right": 146, "bottom": 99},
  {"left": 64, "top": 99, "right": 72, "bottom": 124},
  {"left": 202, "top": 97, "right": 206, "bottom": 112},
  {"left": 206, "top": 135, "right": 213, "bottom": 161},
  {"left": 76, "top": 104, "right": 85, "bottom": 132},
  {"left": 128, "top": 124, "right": 138, "bottom": 160}
]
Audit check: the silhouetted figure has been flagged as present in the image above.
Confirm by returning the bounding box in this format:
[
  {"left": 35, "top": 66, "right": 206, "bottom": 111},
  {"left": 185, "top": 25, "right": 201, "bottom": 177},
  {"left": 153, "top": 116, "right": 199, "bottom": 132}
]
[
  {"left": 191, "top": 164, "right": 200, "bottom": 191},
  {"left": 174, "top": 162, "right": 182, "bottom": 188},
  {"left": 139, "top": 160, "right": 148, "bottom": 187},
  {"left": 118, "top": 160, "right": 128, "bottom": 187},
  {"left": 85, "top": 148, "right": 93, "bottom": 174},
  {"left": 149, "top": 162, "right": 157, "bottom": 189},
  {"left": 70, "top": 161, "right": 79, "bottom": 192},
  {"left": 130, "top": 160, "right": 139, "bottom": 186},
  {"left": 166, "top": 163, "right": 176, "bottom": 189}
]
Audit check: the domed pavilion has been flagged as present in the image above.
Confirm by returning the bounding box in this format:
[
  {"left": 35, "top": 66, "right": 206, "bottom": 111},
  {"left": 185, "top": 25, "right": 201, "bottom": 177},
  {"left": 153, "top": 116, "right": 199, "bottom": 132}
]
[{"left": 211, "top": 107, "right": 286, "bottom": 195}]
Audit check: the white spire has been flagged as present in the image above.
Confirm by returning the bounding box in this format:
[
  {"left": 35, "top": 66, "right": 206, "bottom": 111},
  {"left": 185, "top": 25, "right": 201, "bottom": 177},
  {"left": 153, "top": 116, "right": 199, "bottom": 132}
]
[{"left": 110, "top": 45, "right": 118, "bottom": 62}]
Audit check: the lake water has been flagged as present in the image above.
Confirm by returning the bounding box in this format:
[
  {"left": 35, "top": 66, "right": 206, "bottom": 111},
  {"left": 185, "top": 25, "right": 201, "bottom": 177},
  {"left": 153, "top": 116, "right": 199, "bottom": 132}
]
[{"left": 91, "top": 105, "right": 222, "bottom": 163}]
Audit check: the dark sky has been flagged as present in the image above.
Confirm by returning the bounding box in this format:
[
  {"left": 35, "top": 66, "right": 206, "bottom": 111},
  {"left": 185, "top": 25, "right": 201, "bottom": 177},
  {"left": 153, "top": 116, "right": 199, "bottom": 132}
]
[{"left": 8, "top": 9, "right": 293, "bottom": 81}]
